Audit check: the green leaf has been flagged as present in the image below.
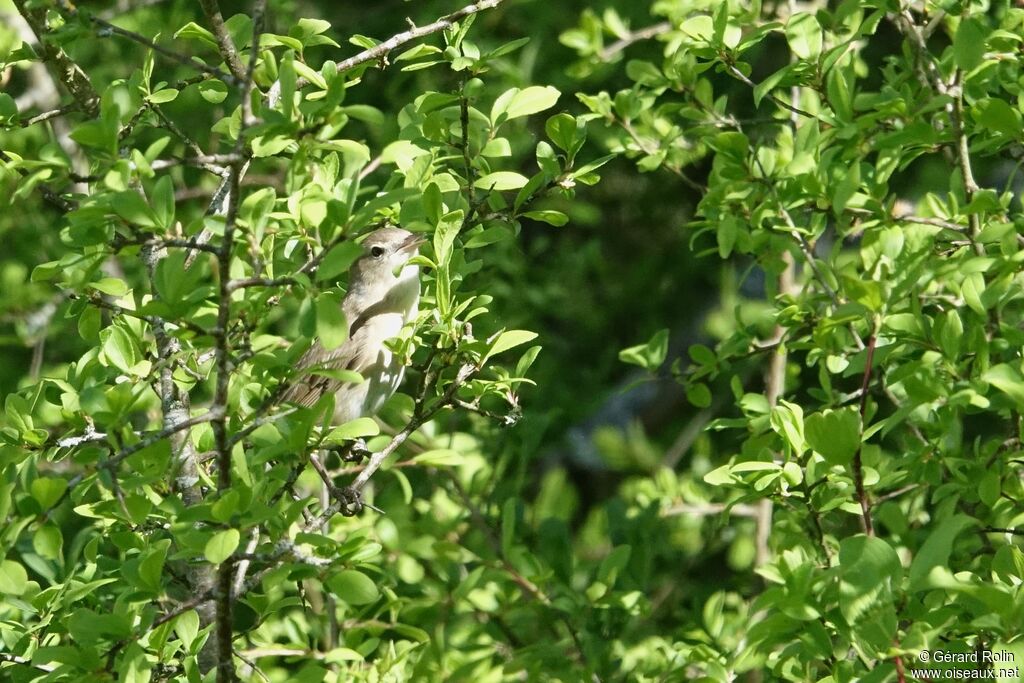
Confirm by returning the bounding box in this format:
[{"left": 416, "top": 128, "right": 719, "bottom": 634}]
[
  {"left": 89, "top": 278, "right": 129, "bottom": 297},
  {"left": 832, "top": 162, "right": 860, "bottom": 215},
  {"left": 785, "top": 13, "right": 822, "bottom": 60},
  {"left": 909, "top": 515, "right": 975, "bottom": 591},
  {"left": 138, "top": 541, "right": 168, "bottom": 590},
  {"left": 979, "top": 470, "right": 1001, "bottom": 508},
  {"left": 481, "top": 138, "right": 512, "bottom": 158},
  {"left": 770, "top": 400, "right": 806, "bottom": 456},
  {"left": 976, "top": 98, "right": 1021, "bottom": 136},
  {"left": 198, "top": 79, "right": 228, "bottom": 103},
  {"left": 521, "top": 210, "right": 568, "bottom": 226},
  {"left": 252, "top": 135, "right": 294, "bottom": 158},
  {"left": 111, "top": 191, "right": 157, "bottom": 228},
  {"left": 101, "top": 325, "right": 138, "bottom": 373},
  {"left": 174, "top": 611, "right": 200, "bottom": 649},
  {"left": 515, "top": 345, "right": 542, "bottom": 378},
  {"left": 31, "top": 261, "right": 60, "bottom": 282},
  {"left": 474, "top": 172, "right": 529, "bottom": 191},
  {"left": 487, "top": 330, "right": 539, "bottom": 360},
  {"left": 327, "top": 570, "right": 379, "bottom": 605},
  {"left": 982, "top": 364, "right": 1024, "bottom": 409},
  {"left": 717, "top": 215, "right": 740, "bottom": 258},
  {"left": 753, "top": 63, "right": 797, "bottom": 106},
  {"left": 148, "top": 88, "right": 179, "bottom": 104},
  {"left": 316, "top": 292, "right": 348, "bottom": 351},
  {"left": 961, "top": 272, "right": 987, "bottom": 315},
  {"left": 492, "top": 86, "right": 561, "bottom": 125},
  {"left": 680, "top": 15, "right": 714, "bottom": 41},
  {"left": 31, "top": 477, "right": 68, "bottom": 508},
  {"left": 507, "top": 85, "right": 561, "bottom": 119},
  {"left": 174, "top": 21, "right": 218, "bottom": 48},
  {"left": 204, "top": 529, "right": 240, "bottom": 564},
  {"left": 33, "top": 524, "right": 63, "bottom": 560},
  {"left": 323, "top": 418, "right": 380, "bottom": 444},
  {"left": 0, "top": 560, "right": 28, "bottom": 595},
  {"left": 618, "top": 329, "right": 668, "bottom": 370},
  {"left": 545, "top": 112, "right": 582, "bottom": 156},
  {"left": 411, "top": 449, "right": 462, "bottom": 466},
  {"left": 687, "top": 383, "right": 712, "bottom": 408},
  {"left": 152, "top": 175, "right": 175, "bottom": 229},
  {"left": 804, "top": 407, "right": 861, "bottom": 466},
  {"left": 838, "top": 535, "right": 901, "bottom": 624},
  {"left": 953, "top": 17, "right": 987, "bottom": 70},
  {"left": 317, "top": 241, "right": 361, "bottom": 281},
  {"left": 0, "top": 93, "right": 17, "bottom": 120},
  {"left": 433, "top": 210, "right": 463, "bottom": 267}
]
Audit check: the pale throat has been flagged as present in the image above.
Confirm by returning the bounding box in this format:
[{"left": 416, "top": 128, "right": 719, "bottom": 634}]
[
  {"left": 389, "top": 264, "right": 421, "bottom": 314},
  {"left": 344, "top": 263, "right": 420, "bottom": 327}
]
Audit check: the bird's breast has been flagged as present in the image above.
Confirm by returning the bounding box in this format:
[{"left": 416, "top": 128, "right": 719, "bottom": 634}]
[{"left": 333, "top": 312, "right": 411, "bottom": 423}]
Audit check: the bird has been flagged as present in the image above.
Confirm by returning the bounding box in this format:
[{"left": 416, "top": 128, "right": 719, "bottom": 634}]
[{"left": 284, "top": 226, "right": 425, "bottom": 423}]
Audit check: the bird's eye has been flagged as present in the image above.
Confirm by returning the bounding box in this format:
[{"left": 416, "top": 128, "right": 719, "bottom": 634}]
[{"left": 370, "top": 245, "right": 385, "bottom": 258}]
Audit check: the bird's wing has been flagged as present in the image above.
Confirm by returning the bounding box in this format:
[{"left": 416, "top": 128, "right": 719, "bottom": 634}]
[{"left": 281, "top": 330, "right": 376, "bottom": 408}]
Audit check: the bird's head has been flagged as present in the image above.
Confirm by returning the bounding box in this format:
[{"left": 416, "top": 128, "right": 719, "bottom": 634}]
[{"left": 346, "top": 226, "right": 426, "bottom": 310}]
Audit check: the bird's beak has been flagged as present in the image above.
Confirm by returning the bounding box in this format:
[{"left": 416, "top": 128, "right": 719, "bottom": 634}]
[{"left": 398, "top": 233, "right": 427, "bottom": 254}]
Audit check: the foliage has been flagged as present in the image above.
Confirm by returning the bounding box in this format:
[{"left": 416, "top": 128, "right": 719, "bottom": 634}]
[
  {"left": 3, "top": 0, "right": 1024, "bottom": 681},
  {"left": 564, "top": 0, "right": 1024, "bottom": 679},
  {"left": 0, "top": 0, "right": 612, "bottom": 680}
]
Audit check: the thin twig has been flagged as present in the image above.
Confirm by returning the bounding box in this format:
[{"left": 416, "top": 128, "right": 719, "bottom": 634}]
[
  {"left": 597, "top": 22, "right": 671, "bottom": 61},
  {"left": 199, "top": 0, "right": 247, "bottom": 81},
  {"left": 722, "top": 59, "right": 817, "bottom": 120},
  {"left": 852, "top": 332, "right": 877, "bottom": 537},
  {"left": 267, "top": 0, "right": 508, "bottom": 105},
  {"left": 104, "top": 408, "right": 222, "bottom": 472},
  {"left": 618, "top": 117, "right": 705, "bottom": 192},
  {"left": 661, "top": 502, "right": 759, "bottom": 517},
  {"left": 212, "top": 6, "right": 265, "bottom": 680},
  {"left": 949, "top": 70, "right": 983, "bottom": 255},
  {"left": 892, "top": 214, "right": 969, "bottom": 232},
  {"left": 232, "top": 528, "right": 261, "bottom": 597},
  {"left": 301, "top": 361, "right": 476, "bottom": 527},
  {"left": 8, "top": 102, "right": 80, "bottom": 128},
  {"left": 12, "top": 0, "right": 99, "bottom": 115},
  {"left": 79, "top": 7, "right": 239, "bottom": 85}
]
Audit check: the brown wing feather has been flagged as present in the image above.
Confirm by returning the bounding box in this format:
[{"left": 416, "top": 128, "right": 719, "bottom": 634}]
[{"left": 282, "top": 328, "right": 375, "bottom": 407}]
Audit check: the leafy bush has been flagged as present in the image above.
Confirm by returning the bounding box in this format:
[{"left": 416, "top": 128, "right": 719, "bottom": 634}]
[
  {"left": 4, "top": 0, "right": 1024, "bottom": 681},
  {"left": 565, "top": 0, "right": 1024, "bottom": 679}
]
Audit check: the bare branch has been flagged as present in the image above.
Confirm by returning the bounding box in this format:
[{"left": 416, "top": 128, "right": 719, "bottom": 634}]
[
  {"left": 212, "top": 5, "right": 266, "bottom": 680},
  {"left": 56, "top": 423, "right": 108, "bottom": 449},
  {"left": 104, "top": 408, "right": 223, "bottom": 474},
  {"left": 302, "top": 362, "right": 477, "bottom": 526},
  {"left": 660, "top": 502, "right": 759, "bottom": 517},
  {"left": 338, "top": 0, "right": 504, "bottom": 72},
  {"left": 267, "top": 0, "right": 507, "bottom": 105},
  {"left": 852, "top": 331, "right": 877, "bottom": 537},
  {"left": 350, "top": 363, "right": 474, "bottom": 493},
  {"left": 722, "top": 59, "right": 817, "bottom": 121},
  {"left": 597, "top": 22, "right": 671, "bottom": 61},
  {"left": 12, "top": 0, "right": 99, "bottom": 116},
  {"left": 199, "top": 0, "right": 247, "bottom": 81},
  {"left": 4, "top": 102, "right": 80, "bottom": 128},
  {"left": 81, "top": 9, "right": 239, "bottom": 85},
  {"left": 892, "top": 213, "right": 969, "bottom": 232}
]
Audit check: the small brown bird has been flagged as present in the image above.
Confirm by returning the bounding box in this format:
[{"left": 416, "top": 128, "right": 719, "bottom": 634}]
[{"left": 285, "top": 227, "right": 425, "bottom": 422}]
